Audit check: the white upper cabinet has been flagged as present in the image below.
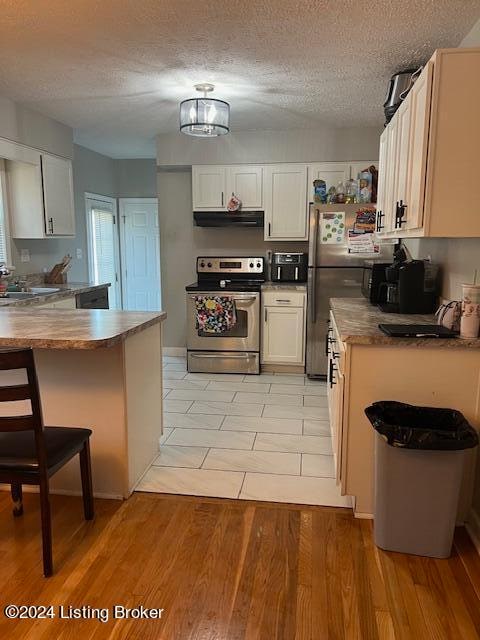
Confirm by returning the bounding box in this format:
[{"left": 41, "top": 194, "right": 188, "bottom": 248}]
[
  {"left": 226, "top": 165, "right": 263, "bottom": 209},
  {"left": 6, "top": 159, "right": 45, "bottom": 239},
  {"left": 375, "top": 130, "right": 389, "bottom": 234},
  {"left": 264, "top": 164, "right": 308, "bottom": 241},
  {"left": 192, "top": 165, "right": 263, "bottom": 211},
  {"left": 349, "top": 161, "right": 378, "bottom": 180},
  {"left": 403, "top": 61, "right": 433, "bottom": 231},
  {"left": 307, "top": 162, "right": 378, "bottom": 202},
  {"left": 6, "top": 149, "right": 75, "bottom": 239},
  {"left": 192, "top": 165, "right": 226, "bottom": 210},
  {"left": 378, "top": 115, "right": 400, "bottom": 235},
  {"left": 376, "top": 47, "right": 480, "bottom": 238},
  {"left": 41, "top": 154, "right": 75, "bottom": 236},
  {"left": 307, "top": 163, "right": 349, "bottom": 199}
]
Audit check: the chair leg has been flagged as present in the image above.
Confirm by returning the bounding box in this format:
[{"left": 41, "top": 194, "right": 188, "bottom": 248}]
[
  {"left": 39, "top": 477, "right": 53, "bottom": 577},
  {"left": 79, "top": 440, "right": 94, "bottom": 521},
  {"left": 11, "top": 482, "right": 23, "bottom": 517}
]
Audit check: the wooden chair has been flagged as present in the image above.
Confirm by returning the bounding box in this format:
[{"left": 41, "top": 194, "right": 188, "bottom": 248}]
[{"left": 0, "top": 349, "right": 93, "bottom": 577}]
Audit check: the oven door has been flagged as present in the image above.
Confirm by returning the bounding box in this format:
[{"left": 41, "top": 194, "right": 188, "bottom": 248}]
[{"left": 186, "top": 291, "right": 260, "bottom": 352}]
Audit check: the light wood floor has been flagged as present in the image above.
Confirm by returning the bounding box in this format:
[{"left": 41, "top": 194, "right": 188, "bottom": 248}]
[{"left": 0, "top": 492, "right": 480, "bottom": 639}]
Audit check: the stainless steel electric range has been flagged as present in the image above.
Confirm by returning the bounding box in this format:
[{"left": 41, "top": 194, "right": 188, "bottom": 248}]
[{"left": 186, "top": 257, "right": 265, "bottom": 374}]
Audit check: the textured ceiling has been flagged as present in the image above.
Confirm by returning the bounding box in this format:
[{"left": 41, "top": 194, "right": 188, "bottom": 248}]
[{"left": 0, "top": 1, "right": 478, "bottom": 158}]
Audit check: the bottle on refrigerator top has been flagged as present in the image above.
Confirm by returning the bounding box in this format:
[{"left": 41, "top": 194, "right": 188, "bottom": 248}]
[
  {"left": 345, "top": 178, "right": 358, "bottom": 204},
  {"left": 336, "top": 181, "right": 346, "bottom": 204},
  {"left": 313, "top": 179, "right": 327, "bottom": 204}
]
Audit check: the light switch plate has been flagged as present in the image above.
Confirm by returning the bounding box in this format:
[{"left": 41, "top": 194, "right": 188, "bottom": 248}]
[
  {"left": 20, "top": 249, "right": 30, "bottom": 263},
  {"left": 76, "top": 248, "right": 83, "bottom": 259}
]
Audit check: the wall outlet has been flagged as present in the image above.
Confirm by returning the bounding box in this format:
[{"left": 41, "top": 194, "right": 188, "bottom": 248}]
[
  {"left": 76, "top": 248, "right": 83, "bottom": 259},
  {"left": 20, "top": 249, "right": 30, "bottom": 263}
]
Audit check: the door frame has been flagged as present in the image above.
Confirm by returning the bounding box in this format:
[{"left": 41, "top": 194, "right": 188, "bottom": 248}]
[
  {"left": 84, "top": 192, "right": 122, "bottom": 308},
  {"left": 118, "top": 198, "right": 159, "bottom": 310}
]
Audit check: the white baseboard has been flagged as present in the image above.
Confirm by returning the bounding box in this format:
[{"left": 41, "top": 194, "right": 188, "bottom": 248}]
[
  {"left": 466, "top": 507, "right": 480, "bottom": 555},
  {"left": 163, "top": 347, "right": 187, "bottom": 357},
  {"left": 354, "top": 512, "right": 374, "bottom": 520}
]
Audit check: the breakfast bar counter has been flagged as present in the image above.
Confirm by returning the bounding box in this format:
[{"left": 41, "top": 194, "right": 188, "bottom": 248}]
[
  {"left": 0, "top": 308, "right": 166, "bottom": 348},
  {"left": 0, "top": 309, "right": 166, "bottom": 499}
]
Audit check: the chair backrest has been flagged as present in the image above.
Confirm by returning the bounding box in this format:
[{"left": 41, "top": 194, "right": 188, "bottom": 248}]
[{"left": 0, "top": 349, "right": 47, "bottom": 472}]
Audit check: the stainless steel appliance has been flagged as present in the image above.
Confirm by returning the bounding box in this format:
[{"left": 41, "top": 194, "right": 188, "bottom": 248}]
[
  {"left": 384, "top": 67, "right": 422, "bottom": 124},
  {"left": 378, "top": 259, "right": 440, "bottom": 314},
  {"left": 271, "top": 252, "right": 308, "bottom": 283},
  {"left": 186, "top": 257, "right": 265, "bottom": 374},
  {"left": 307, "top": 204, "right": 393, "bottom": 378},
  {"left": 361, "top": 260, "right": 391, "bottom": 304}
]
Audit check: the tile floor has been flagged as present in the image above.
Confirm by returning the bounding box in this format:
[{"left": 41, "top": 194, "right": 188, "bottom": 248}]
[{"left": 137, "top": 355, "right": 352, "bottom": 508}]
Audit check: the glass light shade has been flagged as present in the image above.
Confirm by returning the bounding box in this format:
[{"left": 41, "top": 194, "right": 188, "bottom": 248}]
[{"left": 179, "top": 98, "right": 230, "bottom": 137}]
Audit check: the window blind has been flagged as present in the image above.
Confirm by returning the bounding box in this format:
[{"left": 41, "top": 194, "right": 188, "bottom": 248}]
[{"left": 91, "top": 207, "right": 117, "bottom": 308}]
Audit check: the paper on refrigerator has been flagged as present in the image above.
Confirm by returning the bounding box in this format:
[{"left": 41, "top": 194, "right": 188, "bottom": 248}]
[{"left": 319, "top": 211, "right": 346, "bottom": 245}]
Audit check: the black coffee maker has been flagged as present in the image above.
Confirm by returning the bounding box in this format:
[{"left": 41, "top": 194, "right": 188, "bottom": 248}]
[{"left": 378, "top": 251, "right": 439, "bottom": 314}]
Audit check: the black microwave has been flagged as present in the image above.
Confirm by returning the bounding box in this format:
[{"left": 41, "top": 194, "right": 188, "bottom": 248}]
[{"left": 362, "top": 260, "right": 390, "bottom": 303}]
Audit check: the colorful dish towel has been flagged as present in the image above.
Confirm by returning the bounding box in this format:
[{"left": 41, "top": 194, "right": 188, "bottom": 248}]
[{"left": 194, "top": 296, "right": 237, "bottom": 334}]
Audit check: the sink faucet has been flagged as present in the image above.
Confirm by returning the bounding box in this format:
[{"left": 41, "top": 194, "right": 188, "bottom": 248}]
[{"left": 14, "top": 279, "right": 28, "bottom": 292}]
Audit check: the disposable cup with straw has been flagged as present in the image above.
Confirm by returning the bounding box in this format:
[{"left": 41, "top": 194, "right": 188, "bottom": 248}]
[{"left": 460, "top": 269, "right": 480, "bottom": 338}]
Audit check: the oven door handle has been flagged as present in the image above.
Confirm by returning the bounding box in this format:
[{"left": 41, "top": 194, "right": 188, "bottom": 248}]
[
  {"left": 189, "top": 353, "right": 254, "bottom": 360},
  {"left": 187, "top": 294, "right": 258, "bottom": 302}
]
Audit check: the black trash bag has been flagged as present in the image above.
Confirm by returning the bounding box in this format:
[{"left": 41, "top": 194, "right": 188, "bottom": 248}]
[{"left": 365, "top": 401, "right": 479, "bottom": 450}]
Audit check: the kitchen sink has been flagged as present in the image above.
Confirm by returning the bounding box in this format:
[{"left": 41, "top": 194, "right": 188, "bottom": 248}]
[
  {"left": 29, "top": 287, "right": 61, "bottom": 294},
  {"left": 5, "top": 291, "right": 38, "bottom": 298},
  {"left": 3, "top": 287, "right": 61, "bottom": 299}
]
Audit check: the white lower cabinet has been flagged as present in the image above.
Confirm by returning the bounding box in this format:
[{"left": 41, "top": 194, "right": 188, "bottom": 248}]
[{"left": 261, "top": 290, "right": 306, "bottom": 365}]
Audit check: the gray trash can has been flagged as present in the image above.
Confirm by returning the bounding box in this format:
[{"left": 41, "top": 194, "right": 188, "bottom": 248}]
[{"left": 365, "top": 401, "right": 478, "bottom": 559}]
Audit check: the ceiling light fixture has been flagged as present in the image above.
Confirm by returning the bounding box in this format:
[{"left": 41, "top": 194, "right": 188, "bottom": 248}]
[{"left": 179, "top": 84, "right": 230, "bottom": 137}]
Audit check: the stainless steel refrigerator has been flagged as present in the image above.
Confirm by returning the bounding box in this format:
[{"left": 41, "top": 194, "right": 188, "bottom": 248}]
[{"left": 306, "top": 204, "right": 393, "bottom": 378}]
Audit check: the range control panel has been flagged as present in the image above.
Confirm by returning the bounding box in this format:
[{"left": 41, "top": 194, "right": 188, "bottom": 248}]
[{"left": 197, "top": 257, "right": 264, "bottom": 274}]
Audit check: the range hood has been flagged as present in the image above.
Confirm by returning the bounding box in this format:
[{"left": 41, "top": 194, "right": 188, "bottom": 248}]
[{"left": 193, "top": 211, "right": 264, "bottom": 228}]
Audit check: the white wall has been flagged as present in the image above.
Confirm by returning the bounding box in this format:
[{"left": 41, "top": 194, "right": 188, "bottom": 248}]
[
  {"left": 0, "top": 96, "right": 73, "bottom": 159},
  {"left": 461, "top": 16, "right": 480, "bottom": 47},
  {"left": 116, "top": 159, "right": 157, "bottom": 198},
  {"left": 156, "top": 126, "right": 382, "bottom": 167}
]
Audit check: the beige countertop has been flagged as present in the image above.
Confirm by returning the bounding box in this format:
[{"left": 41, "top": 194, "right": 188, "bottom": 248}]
[
  {"left": 262, "top": 282, "right": 307, "bottom": 291},
  {"left": 330, "top": 298, "right": 480, "bottom": 348},
  {"left": 0, "top": 308, "right": 166, "bottom": 350},
  {"left": 0, "top": 282, "right": 110, "bottom": 308}
]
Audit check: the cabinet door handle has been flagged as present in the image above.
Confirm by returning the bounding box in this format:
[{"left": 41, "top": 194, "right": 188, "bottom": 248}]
[
  {"left": 268, "top": 222, "right": 271, "bottom": 237},
  {"left": 275, "top": 299, "right": 291, "bottom": 303},
  {"left": 221, "top": 191, "right": 224, "bottom": 207},
  {"left": 48, "top": 217, "right": 54, "bottom": 234},
  {"left": 376, "top": 210, "right": 384, "bottom": 231},
  {"left": 325, "top": 325, "right": 333, "bottom": 356},
  {"left": 398, "top": 200, "right": 407, "bottom": 226},
  {"left": 329, "top": 358, "right": 337, "bottom": 387},
  {"left": 264, "top": 307, "right": 267, "bottom": 322}
]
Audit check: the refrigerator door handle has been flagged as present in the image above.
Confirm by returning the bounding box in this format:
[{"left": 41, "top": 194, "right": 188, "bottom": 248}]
[
  {"left": 309, "top": 269, "right": 317, "bottom": 323},
  {"left": 309, "top": 207, "right": 320, "bottom": 267}
]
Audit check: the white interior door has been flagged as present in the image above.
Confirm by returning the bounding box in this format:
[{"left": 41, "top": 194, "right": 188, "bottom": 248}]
[
  {"left": 85, "top": 194, "right": 121, "bottom": 309},
  {"left": 119, "top": 198, "right": 161, "bottom": 311}
]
